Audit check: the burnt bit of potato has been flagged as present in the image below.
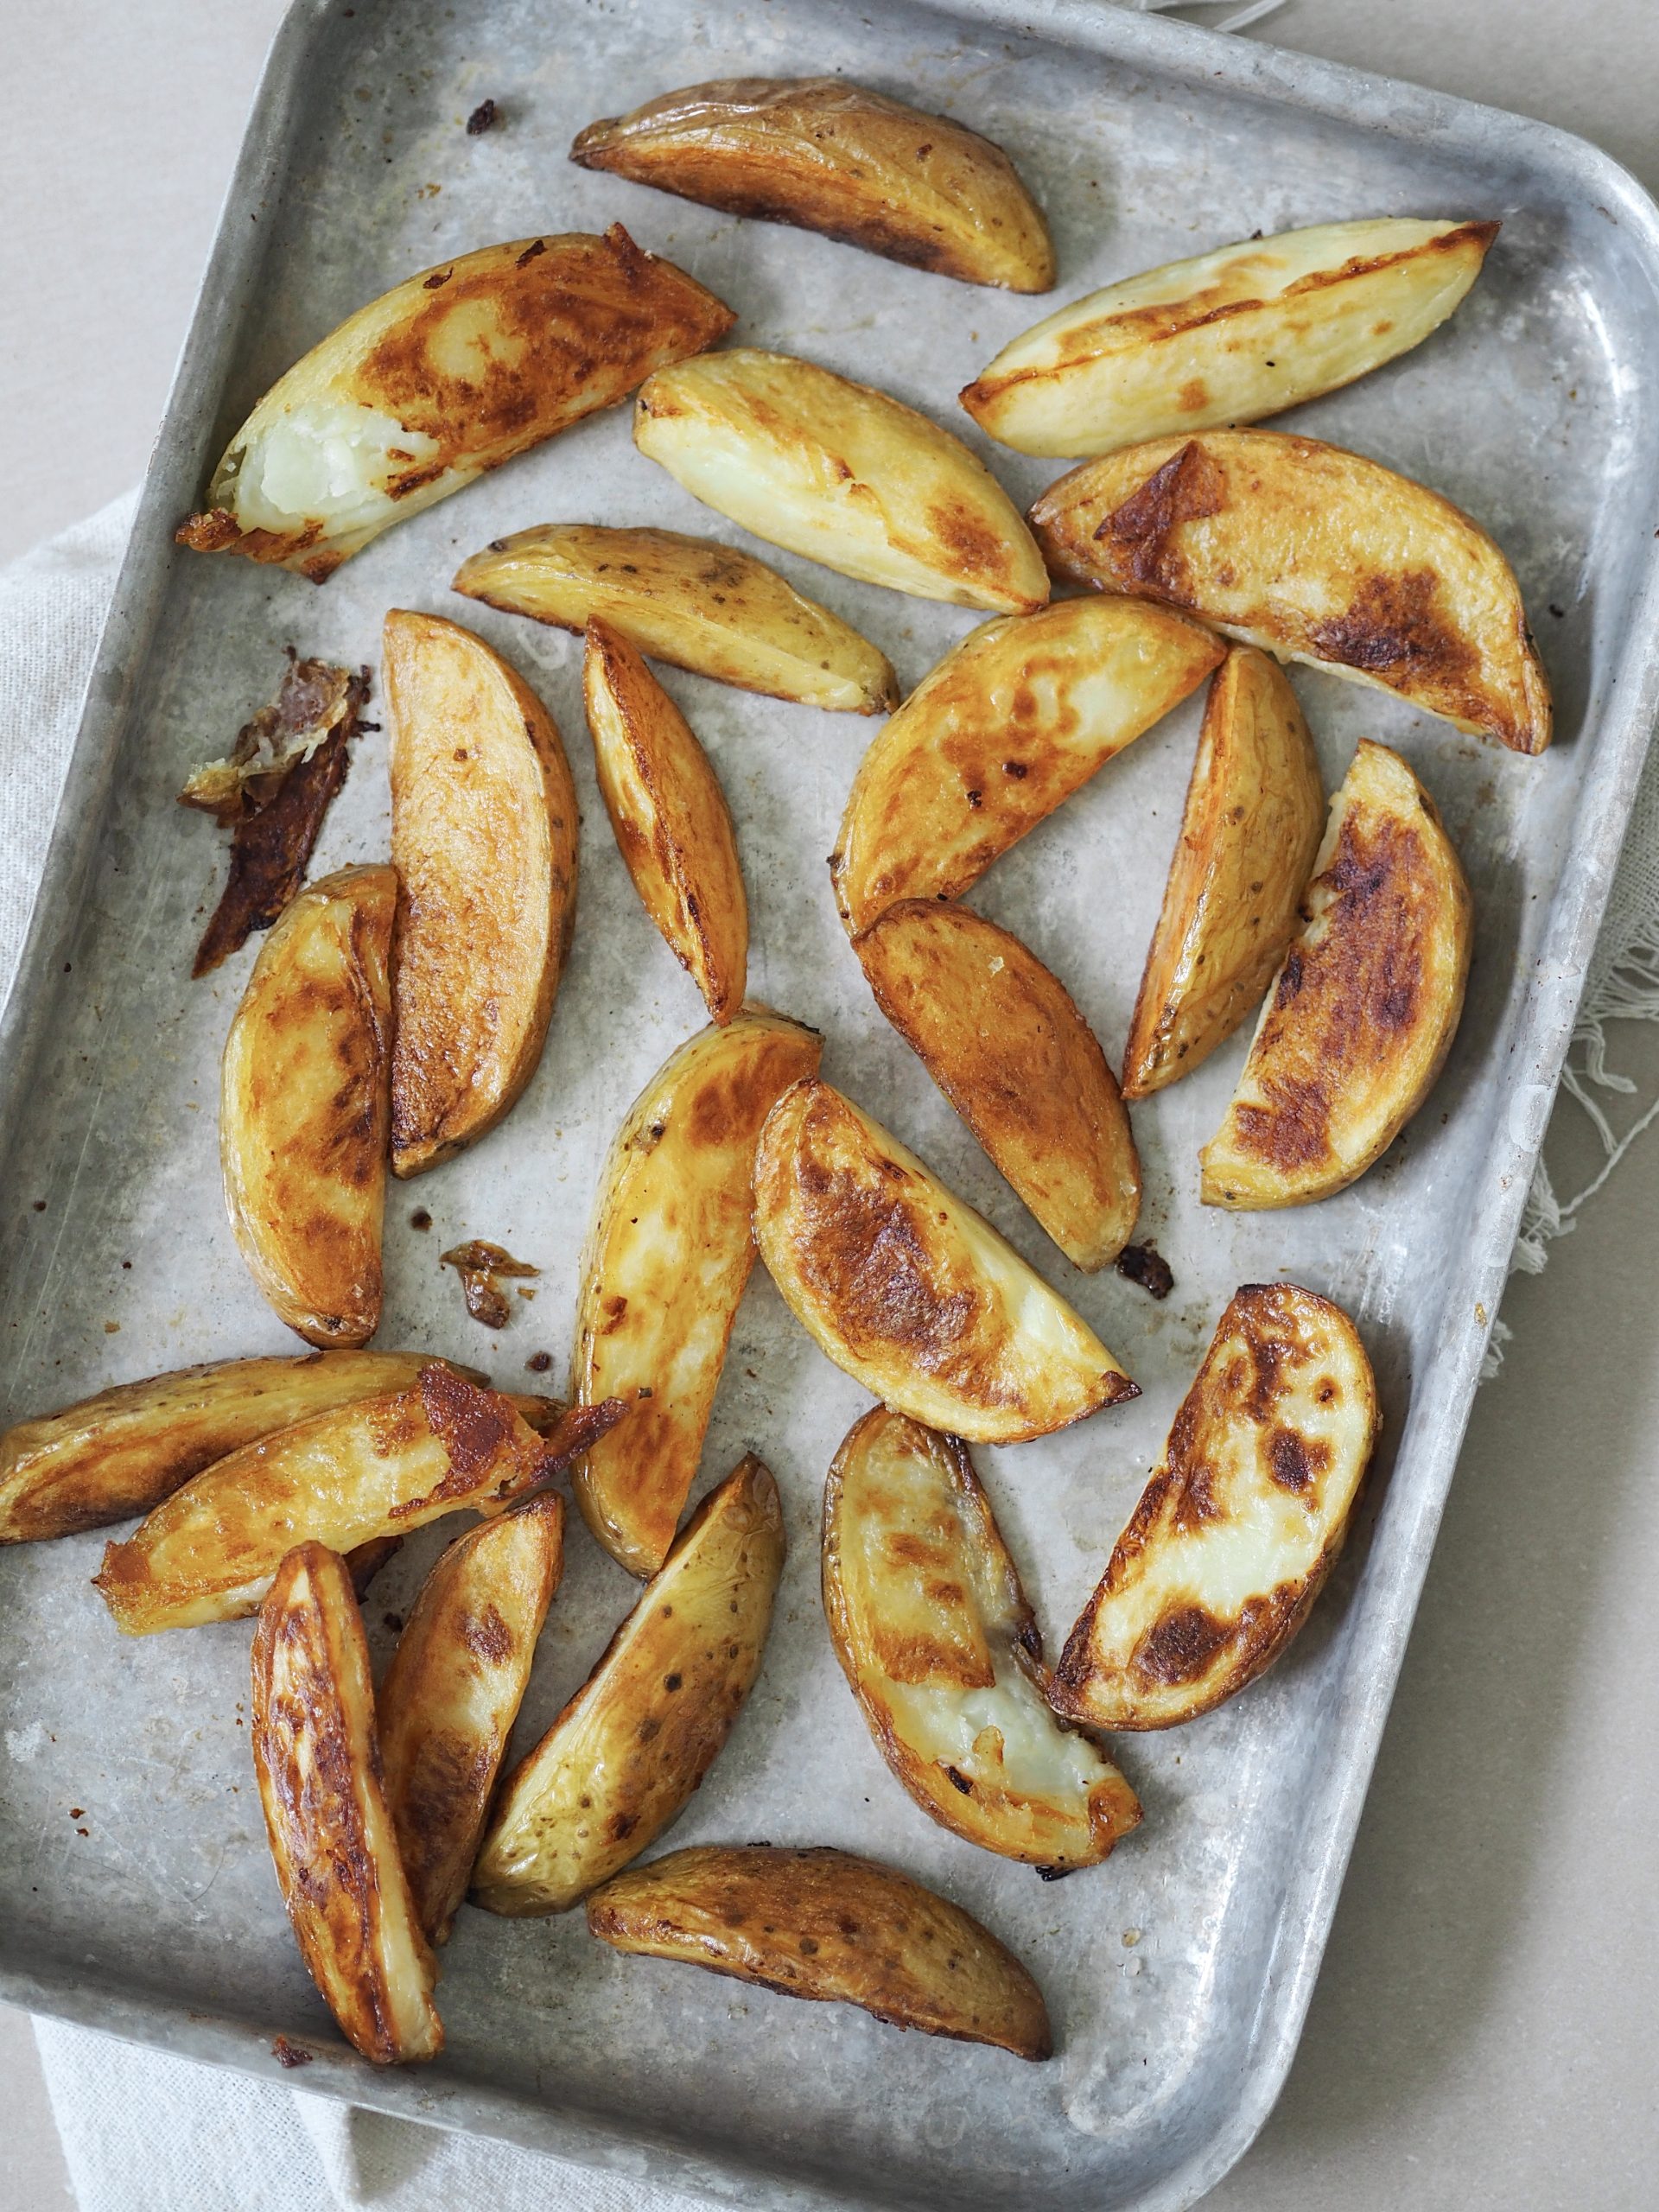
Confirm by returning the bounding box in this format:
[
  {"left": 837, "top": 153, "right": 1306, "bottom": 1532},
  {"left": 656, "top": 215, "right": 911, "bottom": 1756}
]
[
  {"left": 466, "top": 99, "right": 499, "bottom": 135},
  {"left": 440, "top": 1240, "right": 540, "bottom": 1329},
  {"left": 1092, "top": 440, "right": 1226, "bottom": 601},
  {"left": 271, "top": 2036, "right": 313, "bottom": 2069},
  {"left": 1116, "top": 1243, "right": 1174, "bottom": 1300}
]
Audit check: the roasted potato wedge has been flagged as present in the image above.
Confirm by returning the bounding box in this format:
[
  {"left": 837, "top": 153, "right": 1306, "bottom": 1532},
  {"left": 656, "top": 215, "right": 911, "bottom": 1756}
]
[
  {"left": 378, "top": 1493, "right": 564, "bottom": 1944},
  {"left": 1200, "top": 740, "right": 1471, "bottom": 1209},
  {"left": 0, "top": 1351, "right": 480, "bottom": 1546},
  {"left": 1122, "top": 646, "right": 1324, "bottom": 1099},
  {"left": 573, "top": 1011, "right": 822, "bottom": 1576},
  {"left": 584, "top": 619, "right": 747, "bottom": 1024},
  {"left": 857, "top": 903, "right": 1141, "bottom": 1270},
  {"left": 94, "top": 1366, "right": 619, "bottom": 1635},
  {"left": 251, "top": 1543, "right": 442, "bottom": 2063},
  {"left": 454, "top": 524, "right": 897, "bottom": 714},
  {"left": 830, "top": 598, "right": 1223, "bottom": 935},
  {"left": 962, "top": 217, "right": 1497, "bottom": 456},
  {"left": 753, "top": 1078, "right": 1135, "bottom": 1441},
  {"left": 473, "top": 1456, "right": 785, "bottom": 1915},
  {"left": 588, "top": 1844, "right": 1052, "bottom": 2061},
  {"left": 571, "top": 77, "right": 1054, "bottom": 294},
  {"left": 635, "top": 350, "right": 1048, "bottom": 613},
  {"left": 823, "top": 1408, "right": 1141, "bottom": 1868},
  {"left": 176, "top": 226, "right": 734, "bottom": 581},
  {"left": 1030, "top": 430, "right": 1550, "bottom": 753},
  {"left": 1051, "top": 1283, "right": 1378, "bottom": 1729},
  {"left": 220, "top": 863, "right": 395, "bottom": 1348},
  {"left": 385, "top": 609, "right": 578, "bottom": 1177}
]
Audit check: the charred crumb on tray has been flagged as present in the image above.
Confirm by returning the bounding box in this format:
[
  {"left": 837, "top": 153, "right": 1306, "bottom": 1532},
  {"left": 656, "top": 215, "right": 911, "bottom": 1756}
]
[
  {"left": 441, "top": 1238, "right": 540, "bottom": 1327},
  {"left": 272, "top": 2036, "right": 313, "bottom": 2069},
  {"left": 1116, "top": 1243, "right": 1174, "bottom": 1300},
  {"left": 467, "top": 99, "right": 499, "bottom": 135},
  {"left": 525, "top": 1350, "right": 553, "bottom": 1373}
]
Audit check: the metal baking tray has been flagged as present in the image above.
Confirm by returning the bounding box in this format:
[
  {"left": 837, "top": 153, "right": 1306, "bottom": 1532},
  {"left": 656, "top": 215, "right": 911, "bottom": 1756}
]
[{"left": 3, "top": 1, "right": 1658, "bottom": 2205}]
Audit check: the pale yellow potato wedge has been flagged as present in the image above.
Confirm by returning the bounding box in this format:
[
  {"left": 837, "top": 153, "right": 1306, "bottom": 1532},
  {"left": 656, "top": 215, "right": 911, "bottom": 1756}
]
[
  {"left": 573, "top": 1011, "right": 822, "bottom": 1576},
  {"left": 584, "top": 619, "right": 747, "bottom": 1025},
  {"left": 823, "top": 1407, "right": 1141, "bottom": 1868},
  {"left": 251, "top": 1543, "right": 442, "bottom": 2063},
  {"left": 588, "top": 1843, "right": 1052, "bottom": 2061},
  {"left": 0, "top": 1351, "right": 483, "bottom": 1546},
  {"left": 1200, "top": 740, "right": 1471, "bottom": 1209},
  {"left": 1030, "top": 430, "right": 1550, "bottom": 753},
  {"left": 571, "top": 77, "right": 1054, "bottom": 293},
  {"left": 472, "top": 1456, "right": 785, "bottom": 1915},
  {"left": 93, "top": 1366, "right": 620, "bottom": 1635},
  {"left": 453, "top": 524, "right": 897, "bottom": 713},
  {"left": 831, "top": 596, "right": 1222, "bottom": 934},
  {"left": 1122, "top": 646, "right": 1325, "bottom": 1099},
  {"left": 176, "top": 226, "right": 734, "bottom": 580},
  {"left": 378, "top": 1493, "right": 564, "bottom": 1944},
  {"left": 385, "top": 609, "right": 578, "bottom": 1178},
  {"left": 635, "top": 349, "right": 1048, "bottom": 613},
  {"left": 857, "top": 902, "right": 1141, "bottom": 1270},
  {"left": 962, "top": 217, "right": 1497, "bottom": 456},
  {"left": 220, "top": 863, "right": 395, "bottom": 1349},
  {"left": 1050, "top": 1283, "right": 1378, "bottom": 1729},
  {"left": 753, "top": 1078, "right": 1135, "bottom": 1442}
]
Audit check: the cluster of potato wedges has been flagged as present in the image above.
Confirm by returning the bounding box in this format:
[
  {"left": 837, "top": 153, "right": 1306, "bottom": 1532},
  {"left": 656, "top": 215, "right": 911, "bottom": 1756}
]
[{"left": 5, "top": 64, "right": 1557, "bottom": 2075}]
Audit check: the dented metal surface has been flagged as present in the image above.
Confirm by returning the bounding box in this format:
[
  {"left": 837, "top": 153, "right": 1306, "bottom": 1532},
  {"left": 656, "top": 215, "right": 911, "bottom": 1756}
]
[{"left": 2, "top": 1, "right": 1659, "bottom": 2208}]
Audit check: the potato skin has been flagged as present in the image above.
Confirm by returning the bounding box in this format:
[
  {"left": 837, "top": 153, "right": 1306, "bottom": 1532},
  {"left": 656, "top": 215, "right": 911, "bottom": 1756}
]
[
  {"left": 635, "top": 349, "right": 1049, "bottom": 614},
  {"left": 1051, "top": 1283, "right": 1378, "bottom": 1729},
  {"left": 472, "top": 1457, "right": 785, "bottom": 1916},
  {"left": 453, "top": 524, "right": 897, "bottom": 715},
  {"left": 823, "top": 1408, "right": 1141, "bottom": 1867},
  {"left": 93, "top": 1368, "right": 618, "bottom": 1635},
  {"left": 857, "top": 903, "right": 1141, "bottom": 1270},
  {"left": 385, "top": 610, "right": 578, "bottom": 1178},
  {"left": 584, "top": 620, "right": 747, "bottom": 1025},
  {"left": 830, "top": 598, "right": 1223, "bottom": 936},
  {"left": 962, "top": 217, "right": 1497, "bottom": 456},
  {"left": 1200, "top": 740, "right": 1472, "bottom": 1209},
  {"left": 219, "top": 863, "right": 395, "bottom": 1349},
  {"left": 588, "top": 1843, "right": 1052, "bottom": 2062},
  {"left": 1030, "top": 430, "right": 1549, "bottom": 753},
  {"left": 1122, "top": 646, "right": 1325, "bottom": 1099},
  {"left": 177, "top": 226, "right": 734, "bottom": 581},
  {"left": 251, "top": 1543, "right": 442, "bottom": 2063},
  {"left": 571, "top": 77, "right": 1054, "bottom": 294},
  {"left": 753, "top": 1077, "right": 1136, "bottom": 1442},
  {"left": 0, "top": 1351, "right": 475, "bottom": 1546},
  {"left": 573, "top": 1011, "right": 822, "bottom": 1577},
  {"left": 378, "top": 1493, "right": 564, "bottom": 1944}
]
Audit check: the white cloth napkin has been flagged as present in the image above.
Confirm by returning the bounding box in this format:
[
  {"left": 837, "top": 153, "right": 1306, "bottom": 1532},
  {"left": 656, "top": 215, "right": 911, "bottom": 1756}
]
[{"left": 6, "top": 472, "right": 1656, "bottom": 2208}]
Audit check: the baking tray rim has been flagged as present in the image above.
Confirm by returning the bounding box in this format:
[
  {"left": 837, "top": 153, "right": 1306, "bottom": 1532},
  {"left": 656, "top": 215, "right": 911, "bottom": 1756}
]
[{"left": 3, "top": 3, "right": 1659, "bottom": 2209}]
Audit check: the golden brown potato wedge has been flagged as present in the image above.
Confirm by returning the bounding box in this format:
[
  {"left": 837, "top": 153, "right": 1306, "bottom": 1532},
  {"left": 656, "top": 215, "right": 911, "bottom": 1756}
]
[
  {"left": 378, "top": 1493, "right": 564, "bottom": 1944},
  {"left": 0, "top": 1351, "right": 483, "bottom": 1546},
  {"left": 571, "top": 77, "right": 1054, "bottom": 294},
  {"left": 584, "top": 619, "right": 747, "bottom": 1024},
  {"left": 1050, "top": 1283, "right": 1378, "bottom": 1729},
  {"left": 1200, "top": 739, "right": 1471, "bottom": 1209},
  {"left": 385, "top": 609, "right": 578, "bottom": 1177},
  {"left": 830, "top": 598, "right": 1223, "bottom": 935},
  {"left": 93, "top": 1366, "right": 620, "bottom": 1635},
  {"left": 1030, "top": 430, "right": 1550, "bottom": 753},
  {"left": 823, "top": 1408, "right": 1141, "bottom": 1868},
  {"left": 573, "top": 1011, "right": 822, "bottom": 1577},
  {"left": 587, "top": 1844, "right": 1052, "bottom": 2061},
  {"left": 753, "top": 1078, "right": 1135, "bottom": 1441},
  {"left": 857, "top": 903, "right": 1141, "bottom": 1270},
  {"left": 176, "top": 226, "right": 734, "bottom": 581},
  {"left": 962, "top": 217, "right": 1497, "bottom": 456},
  {"left": 635, "top": 350, "right": 1048, "bottom": 613},
  {"left": 1122, "top": 646, "right": 1325, "bottom": 1099},
  {"left": 472, "top": 1455, "right": 785, "bottom": 1915},
  {"left": 220, "top": 863, "right": 395, "bottom": 1349},
  {"left": 454, "top": 524, "right": 897, "bottom": 714},
  {"left": 251, "top": 1543, "right": 442, "bottom": 2063}
]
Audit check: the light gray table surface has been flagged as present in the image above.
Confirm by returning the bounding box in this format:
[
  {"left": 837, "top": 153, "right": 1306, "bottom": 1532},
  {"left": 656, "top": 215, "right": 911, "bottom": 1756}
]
[{"left": 1, "top": 3, "right": 1656, "bottom": 2208}]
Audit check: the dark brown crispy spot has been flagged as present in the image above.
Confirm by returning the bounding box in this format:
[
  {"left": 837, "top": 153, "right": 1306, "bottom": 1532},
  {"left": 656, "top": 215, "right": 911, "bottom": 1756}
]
[
  {"left": 1116, "top": 1243, "right": 1173, "bottom": 1300},
  {"left": 441, "top": 1239, "right": 540, "bottom": 1329},
  {"left": 795, "top": 1150, "right": 977, "bottom": 1377},
  {"left": 467, "top": 99, "right": 499, "bottom": 135},
  {"left": 925, "top": 498, "right": 1009, "bottom": 590},
  {"left": 401, "top": 1364, "right": 516, "bottom": 1511},
  {"left": 945, "top": 1764, "right": 973, "bottom": 1796},
  {"left": 190, "top": 723, "right": 354, "bottom": 977},
  {"left": 272, "top": 2037, "right": 313, "bottom": 2069},
  {"left": 1268, "top": 1427, "right": 1329, "bottom": 1493},
  {"left": 1307, "top": 569, "right": 1477, "bottom": 686},
  {"left": 462, "top": 1602, "right": 513, "bottom": 1663},
  {"left": 1132, "top": 1603, "right": 1233, "bottom": 1686},
  {"left": 1093, "top": 441, "right": 1227, "bottom": 602}
]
